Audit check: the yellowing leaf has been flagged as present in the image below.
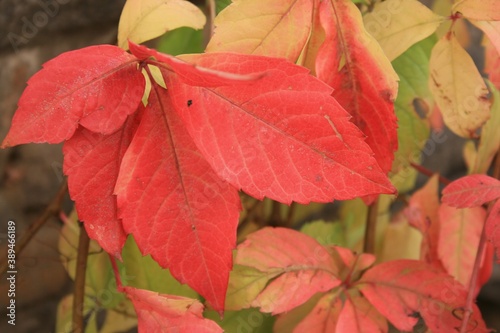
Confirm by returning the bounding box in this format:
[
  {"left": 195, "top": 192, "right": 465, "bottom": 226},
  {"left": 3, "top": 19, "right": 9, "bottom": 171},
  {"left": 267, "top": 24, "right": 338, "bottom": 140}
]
[
  {"left": 471, "top": 20, "right": 500, "bottom": 56},
  {"left": 429, "top": 32, "right": 490, "bottom": 137},
  {"left": 471, "top": 81, "right": 500, "bottom": 173},
  {"left": 206, "top": 0, "right": 314, "bottom": 61},
  {"left": 363, "top": 0, "right": 444, "bottom": 61},
  {"left": 118, "top": 0, "right": 206, "bottom": 50},
  {"left": 453, "top": 0, "right": 500, "bottom": 21}
]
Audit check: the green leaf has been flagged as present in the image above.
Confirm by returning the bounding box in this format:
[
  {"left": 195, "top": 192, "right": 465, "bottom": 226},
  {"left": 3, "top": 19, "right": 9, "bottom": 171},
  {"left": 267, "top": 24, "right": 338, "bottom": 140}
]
[
  {"left": 216, "top": 0, "right": 232, "bottom": 14},
  {"left": 156, "top": 27, "right": 204, "bottom": 55},
  {"left": 390, "top": 35, "right": 435, "bottom": 192},
  {"left": 120, "top": 235, "right": 199, "bottom": 298},
  {"left": 300, "top": 220, "right": 345, "bottom": 246},
  {"left": 204, "top": 308, "right": 275, "bottom": 333}
]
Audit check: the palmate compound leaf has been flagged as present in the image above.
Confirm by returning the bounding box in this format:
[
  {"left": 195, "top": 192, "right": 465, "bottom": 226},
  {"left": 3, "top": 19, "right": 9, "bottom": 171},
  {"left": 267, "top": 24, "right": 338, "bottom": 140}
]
[
  {"left": 117, "top": 0, "right": 206, "bottom": 50},
  {"left": 232, "top": 227, "right": 486, "bottom": 332},
  {"left": 442, "top": 174, "right": 500, "bottom": 208},
  {"left": 114, "top": 83, "right": 241, "bottom": 313},
  {"left": 123, "top": 287, "right": 223, "bottom": 333},
  {"left": 1, "top": 45, "right": 145, "bottom": 148}
]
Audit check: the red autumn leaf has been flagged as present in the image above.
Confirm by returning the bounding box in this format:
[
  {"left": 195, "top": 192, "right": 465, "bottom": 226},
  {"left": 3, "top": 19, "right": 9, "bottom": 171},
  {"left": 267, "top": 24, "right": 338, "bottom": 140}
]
[
  {"left": 1, "top": 45, "right": 144, "bottom": 147},
  {"left": 316, "top": 0, "right": 399, "bottom": 176},
  {"left": 163, "top": 52, "right": 395, "bottom": 204},
  {"left": 442, "top": 174, "right": 500, "bottom": 208},
  {"left": 123, "top": 286, "right": 222, "bottom": 333},
  {"left": 63, "top": 113, "right": 142, "bottom": 257},
  {"left": 358, "top": 260, "right": 488, "bottom": 333},
  {"left": 486, "top": 199, "right": 500, "bottom": 260},
  {"left": 115, "top": 85, "right": 241, "bottom": 312},
  {"left": 231, "top": 227, "right": 342, "bottom": 314},
  {"left": 438, "top": 204, "right": 488, "bottom": 293}
]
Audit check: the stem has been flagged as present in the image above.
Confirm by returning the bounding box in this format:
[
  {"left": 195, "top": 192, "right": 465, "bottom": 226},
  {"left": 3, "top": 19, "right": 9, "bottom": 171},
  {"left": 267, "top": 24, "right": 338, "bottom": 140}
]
[
  {"left": 109, "top": 254, "right": 124, "bottom": 292},
  {"left": 0, "top": 179, "right": 68, "bottom": 275},
  {"left": 270, "top": 200, "right": 283, "bottom": 227},
  {"left": 203, "top": 0, "right": 216, "bottom": 47},
  {"left": 410, "top": 162, "right": 451, "bottom": 186},
  {"left": 460, "top": 148, "right": 500, "bottom": 331},
  {"left": 286, "top": 202, "right": 297, "bottom": 226},
  {"left": 72, "top": 222, "right": 90, "bottom": 333},
  {"left": 363, "top": 198, "right": 379, "bottom": 254}
]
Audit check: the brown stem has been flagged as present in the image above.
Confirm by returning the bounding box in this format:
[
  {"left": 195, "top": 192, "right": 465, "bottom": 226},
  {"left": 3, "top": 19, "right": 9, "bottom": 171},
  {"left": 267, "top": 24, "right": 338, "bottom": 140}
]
[
  {"left": 72, "top": 222, "right": 90, "bottom": 333},
  {"left": 286, "top": 202, "right": 297, "bottom": 226},
  {"left": 109, "top": 254, "right": 124, "bottom": 292},
  {"left": 237, "top": 199, "right": 262, "bottom": 233},
  {"left": 363, "top": 198, "right": 379, "bottom": 254},
  {"left": 269, "top": 200, "right": 282, "bottom": 227},
  {"left": 410, "top": 162, "right": 451, "bottom": 186},
  {"left": 0, "top": 179, "right": 68, "bottom": 275},
  {"left": 203, "top": 0, "right": 216, "bottom": 48}
]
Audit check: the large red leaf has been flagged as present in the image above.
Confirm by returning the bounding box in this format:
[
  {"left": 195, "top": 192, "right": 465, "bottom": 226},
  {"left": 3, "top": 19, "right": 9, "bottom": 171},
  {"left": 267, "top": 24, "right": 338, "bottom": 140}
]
[
  {"left": 316, "top": 0, "right": 399, "bottom": 175},
  {"left": 1, "top": 45, "right": 144, "bottom": 147},
  {"left": 63, "top": 113, "right": 142, "bottom": 257},
  {"left": 123, "top": 287, "right": 222, "bottom": 333},
  {"left": 161, "top": 52, "right": 396, "bottom": 204},
  {"left": 442, "top": 174, "right": 500, "bottom": 208},
  {"left": 358, "top": 260, "right": 488, "bottom": 332},
  {"left": 115, "top": 86, "right": 241, "bottom": 312}
]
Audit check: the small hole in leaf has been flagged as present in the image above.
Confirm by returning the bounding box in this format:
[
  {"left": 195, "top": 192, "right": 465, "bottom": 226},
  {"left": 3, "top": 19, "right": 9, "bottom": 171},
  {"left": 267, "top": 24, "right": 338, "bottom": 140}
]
[{"left": 187, "top": 100, "right": 193, "bottom": 107}]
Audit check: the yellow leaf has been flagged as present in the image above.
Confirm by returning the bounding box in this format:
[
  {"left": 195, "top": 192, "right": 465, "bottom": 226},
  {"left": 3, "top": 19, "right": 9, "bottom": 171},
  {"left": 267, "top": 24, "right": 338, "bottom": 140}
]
[
  {"left": 471, "top": 81, "right": 500, "bottom": 173},
  {"left": 206, "top": 0, "right": 314, "bottom": 61},
  {"left": 118, "top": 0, "right": 206, "bottom": 50},
  {"left": 363, "top": 0, "right": 444, "bottom": 61},
  {"left": 429, "top": 32, "right": 490, "bottom": 137},
  {"left": 453, "top": 0, "right": 500, "bottom": 21}
]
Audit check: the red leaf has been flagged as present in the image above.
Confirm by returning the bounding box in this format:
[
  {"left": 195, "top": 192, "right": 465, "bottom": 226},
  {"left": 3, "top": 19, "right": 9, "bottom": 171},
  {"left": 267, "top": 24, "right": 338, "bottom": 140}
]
[
  {"left": 316, "top": 0, "right": 399, "bottom": 175},
  {"left": 63, "top": 112, "right": 142, "bottom": 257},
  {"left": 234, "top": 227, "right": 341, "bottom": 314},
  {"left": 1, "top": 45, "right": 144, "bottom": 147},
  {"left": 358, "top": 260, "right": 488, "bottom": 332},
  {"left": 335, "top": 294, "right": 387, "bottom": 333},
  {"left": 163, "top": 52, "right": 396, "bottom": 204},
  {"left": 486, "top": 199, "right": 500, "bottom": 260},
  {"left": 124, "top": 287, "right": 222, "bottom": 333},
  {"left": 115, "top": 87, "right": 241, "bottom": 312},
  {"left": 442, "top": 174, "right": 500, "bottom": 208}
]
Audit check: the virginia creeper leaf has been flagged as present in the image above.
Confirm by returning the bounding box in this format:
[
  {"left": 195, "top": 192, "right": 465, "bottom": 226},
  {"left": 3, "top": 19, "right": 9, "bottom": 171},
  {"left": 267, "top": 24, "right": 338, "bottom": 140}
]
[
  {"left": 231, "top": 227, "right": 341, "bottom": 314},
  {"left": 358, "top": 259, "right": 488, "bottom": 332},
  {"left": 472, "top": 20, "right": 500, "bottom": 56},
  {"left": 429, "top": 32, "right": 490, "bottom": 138},
  {"left": 316, "top": 0, "right": 399, "bottom": 175},
  {"left": 486, "top": 199, "right": 500, "bottom": 260},
  {"left": 335, "top": 293, "right": 388, "bottom": 333},
  {"left": 115, "top": 86, "right": 241, "bottom": 312},
  {"left": 166, "top": 52, "right": 396, "bottom": 203},
  {"left": 123, "top": 287, "right": 223, "bottom": 333},
  {"left": 438, "top": 204, "right": 486, "bottom": 290},
  {"left": 117, "top": 0, "right": 206, "bottom": 50},
  {"left": 363, "top": 0, "right": 443, "bottom": 61},
  {"left": 206, "top": 0, "right": 314, "bottom": 61},
  {"left": 63, "top": 114, "right": 142, "bottom": 257},
  {"left": 453, "top": 0, "right": 500, "bottom": 21},
  {"left": 442, "top": 174, "right": 500, "bottom": 207},
  {"left": 1, "top": 46, "right": 144, "bottom": 148}
]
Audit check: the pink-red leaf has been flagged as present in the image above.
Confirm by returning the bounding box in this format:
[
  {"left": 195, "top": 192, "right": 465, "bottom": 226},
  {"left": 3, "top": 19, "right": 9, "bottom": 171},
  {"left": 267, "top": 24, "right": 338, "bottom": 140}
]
[
  {"left": 115, "top": 87, "right": 241, "bottom": 312},
  {"left": 358, "top": 259, "right": 488, "bottom": 332},
  {"left": 123, "top": 287, "right": 222, "bottom": 333},
  {"left": 316, "top": 0, "right": 399, "bottom": 175},
  {"left": 2, "top": 45, "right": 144, "bottom": 147},
  {"left": 63, "top": 113, "right": 142, "bottom": 257},
  {"left": 164, "top": 52, "right": 396, "bottom": 204},
  {"left": 442, "top": 174, "right": 500, "bottom": 208},
  {"left": 234, "top": 227, "right": 341, "bottom": 314}
]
